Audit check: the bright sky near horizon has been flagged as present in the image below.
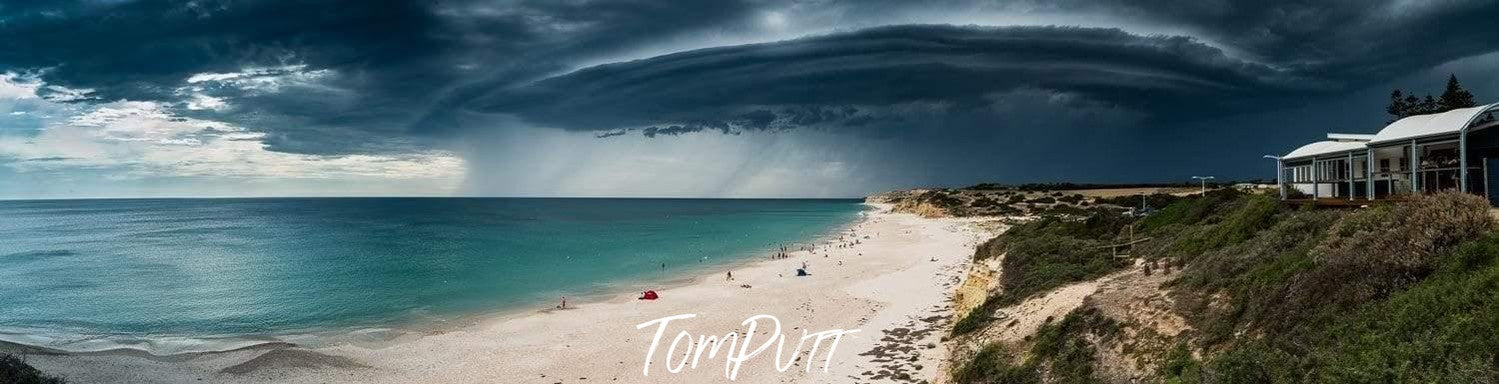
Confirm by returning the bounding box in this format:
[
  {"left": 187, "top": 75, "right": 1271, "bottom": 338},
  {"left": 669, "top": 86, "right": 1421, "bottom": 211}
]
[{"left": 3, "top": 1, "right": 1499, "bottom": 198}]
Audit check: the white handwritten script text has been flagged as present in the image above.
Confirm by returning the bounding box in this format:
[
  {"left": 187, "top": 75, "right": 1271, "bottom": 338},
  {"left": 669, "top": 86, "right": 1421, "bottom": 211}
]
[{"left": 635, "top": 314, "right": 860, "bottom": 380}]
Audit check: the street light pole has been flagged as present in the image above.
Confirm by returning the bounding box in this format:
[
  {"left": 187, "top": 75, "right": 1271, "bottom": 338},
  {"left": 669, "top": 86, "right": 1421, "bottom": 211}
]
[
  {"left": 1263, "top": 155, "right": 1283, "bottom": 200},
  {"left": 1191, "top": 176, "right": 1216, "bottom": 195}
]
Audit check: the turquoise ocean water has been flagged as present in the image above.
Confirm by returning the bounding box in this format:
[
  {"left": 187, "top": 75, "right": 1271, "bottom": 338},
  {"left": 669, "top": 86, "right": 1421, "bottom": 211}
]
[{"left": 0, "top": 198, "right": 864, "bottom": 354}]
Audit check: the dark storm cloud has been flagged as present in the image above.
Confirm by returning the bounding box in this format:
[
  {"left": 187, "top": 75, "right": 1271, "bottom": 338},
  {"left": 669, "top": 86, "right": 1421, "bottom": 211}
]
[
  {"left": 822, "top": 0, "right": 1499, "bottom": 78},
  {"left": 462, "top": 0, "right": 1499, "bottom": 136},
  {"left": 1039, "top": 0, "right": 1499, "bottom": 76},
  {"left": 0, "top": 0, "right": 757, "bottom": 153},
  {"left": 468, "top": 25, "right": 1299, "bottom": 134},
  {"left": 2, "top": 0, "right": 460, "bottom": 153},
  {"left": 0, "top": 0, "right": 448, "bottom": 99},
  {"left": 3, "top": 0, "right": 1499, "bottom": 159}
]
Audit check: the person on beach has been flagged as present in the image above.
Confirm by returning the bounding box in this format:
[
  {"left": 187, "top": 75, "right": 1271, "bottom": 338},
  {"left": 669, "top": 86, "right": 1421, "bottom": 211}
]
[
  {"left": 726, "top": 271, "right": 734, "bottom": 281},
  {"left": 558, "top": 296, "right": 567, "bottom": 309}
]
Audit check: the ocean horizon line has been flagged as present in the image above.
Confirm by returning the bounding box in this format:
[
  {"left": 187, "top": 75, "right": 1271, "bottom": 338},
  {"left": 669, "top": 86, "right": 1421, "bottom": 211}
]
[
  {"left": 0, "top": 195, "right": 871, "bottom": 202},
  {"left": 0, "top": 198, "right": 868, "bottom": 356}
]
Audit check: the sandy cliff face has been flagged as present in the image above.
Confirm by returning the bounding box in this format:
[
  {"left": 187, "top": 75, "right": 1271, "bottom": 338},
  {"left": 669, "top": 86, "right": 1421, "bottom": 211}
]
[
  {"left": 928, "top": 214, "right": 1181, "bottom": 381},
  {"left": 1085, "top": 264, "right": 1193, "bottom": 382},
  {"left": 902, "top": 202, "right": 954, "bottom": 218},
  {"left": 943, "top": 260, "right": 1188, "bottom": 383},
  {"left": 864, "top": 190, "right": 921, "bottom": 204},
  {"left": 951, "top": 256, "right": 1000, "bottom": 316},
  {"left": 867, "top": 189, "right": 953, "bottom": 217},
  {"left": 872, "top": 187, "right": 1196, "bottom": 383}
]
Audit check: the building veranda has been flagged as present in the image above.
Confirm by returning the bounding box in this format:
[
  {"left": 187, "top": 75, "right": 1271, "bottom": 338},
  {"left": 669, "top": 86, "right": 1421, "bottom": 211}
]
[{"left": 1278, "top": 103, "right": 1499, "bottom": 205}]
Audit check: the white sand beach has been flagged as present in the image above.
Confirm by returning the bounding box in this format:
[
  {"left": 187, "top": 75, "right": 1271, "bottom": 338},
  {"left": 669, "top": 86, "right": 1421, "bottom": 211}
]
[{"left": 18, "top": 205, "right": 992, "bottom": 383}]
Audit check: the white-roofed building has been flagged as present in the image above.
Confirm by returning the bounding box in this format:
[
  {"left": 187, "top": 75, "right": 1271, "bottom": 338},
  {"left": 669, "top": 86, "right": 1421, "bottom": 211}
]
[{"left": 1276, "top": 103, "right": 1499, "bottom": 204}]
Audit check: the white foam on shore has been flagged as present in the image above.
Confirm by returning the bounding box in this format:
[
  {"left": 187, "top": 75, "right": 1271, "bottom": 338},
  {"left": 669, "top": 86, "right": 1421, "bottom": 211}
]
[
  {"left": 17, "top": 206, "right": 990, "bottom": 383},
  {"left": 0, "top": 323, "right": 430, "bottom": 356},
  {"left": 1, "top": 206, "right": 875, "bottom": 358},
  {"left": 0, "top": 328, "right": 281, "bottom": 355}
]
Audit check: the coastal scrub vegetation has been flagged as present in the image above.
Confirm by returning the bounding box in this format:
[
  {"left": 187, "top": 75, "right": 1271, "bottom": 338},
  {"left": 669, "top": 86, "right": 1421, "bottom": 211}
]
[
  {"left": 1, "top": 354, "right": 66, "bottom": 384},
  {"left": 1167, "top": 192, "right": 1497, "bottom": 383},
  {"left": 966, "top": 183, "right": 1207, "bottom": 192},
  {"left": 1092, "top": 193, "right": 1181, "bottom": 210},
  {"left": 952, "top": 307, "right": 1119, "bottom": 384},
  {"left": 952, "top": 207, "right": 1133, "bottom": 336},
  {"left": 952, "top": 189, "right": 1499, "bottom": 383},
  {"left": 879, "top": 187, "right": 1113, "bottom": 218}
]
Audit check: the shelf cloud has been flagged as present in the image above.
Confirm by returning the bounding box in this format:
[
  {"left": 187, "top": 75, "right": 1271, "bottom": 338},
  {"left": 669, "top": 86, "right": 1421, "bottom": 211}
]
[{"left": 2, "top": 0, "right": 1498, "bottom": 197}]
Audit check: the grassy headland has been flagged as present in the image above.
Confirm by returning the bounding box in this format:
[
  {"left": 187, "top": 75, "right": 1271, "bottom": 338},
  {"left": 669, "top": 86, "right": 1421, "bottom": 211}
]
[
  {"left": 868, "top": 184, "right": 1196, "bottom": 218},
  {"left": 937, "top": 187, "right": 1499, "bottom": 383}
]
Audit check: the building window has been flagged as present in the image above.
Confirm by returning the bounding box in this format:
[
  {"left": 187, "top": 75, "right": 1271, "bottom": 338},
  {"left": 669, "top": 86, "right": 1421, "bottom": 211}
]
[{"left": 1293, "top": 164, "right": 1313, "bottom": 182}]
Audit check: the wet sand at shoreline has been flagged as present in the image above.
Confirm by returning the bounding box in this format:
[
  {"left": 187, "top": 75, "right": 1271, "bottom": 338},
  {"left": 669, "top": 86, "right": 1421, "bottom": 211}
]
[{"left": 12, "top": 204, "right": 992, "bottom": 383}]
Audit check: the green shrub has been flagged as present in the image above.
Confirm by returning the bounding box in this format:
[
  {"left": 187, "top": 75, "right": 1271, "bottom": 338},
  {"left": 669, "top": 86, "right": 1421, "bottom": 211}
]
[
  {"left": 1307, "top": 233, "right": 1499, "bottom": 383},
  {"left": 959, "top": 207, "right": 1133, "bottom": 336},
  {"left": 1198, "top": 341, "right": 1302, "bottom": 384},
  {"left": 1036, "top": 204, "right": 1090, "bottom": 216},
  {"left": 1029, "top": 196, "right": 1057, "bottom": 204},
  {"left": 951, "top": 299, "right": 999, "bottom": 337},
  {"left": 1174, "top": 210, "right": 1340, "bottom": 292},
  {"left": 999, "top": 209, "right": 1133, "bottom": 244},
  {"left": 999, "top": 234, "right": 1119, "bottom": 301},
  {"left": 1196, "top": 240, "right": 1499, "bottom": 383},
  {"left": 950, "top": 343, "right": 1040, "bottom": 384},
  {"left": 1160, "top": 343, "right": 1203, "bottom": 384},
  {"left": 0, "top": 354, "right": 66, "bottom": 384},
  {"left": 1059, "top": 194, "right": 1085, "bottom": 205},
  {"left": 1166, "top": 208, "right": 1344, "bottom": 343},
  {"left": 1280, "top": 192, "right": 1491, "bottom": 320},
  {"left": 954, "top": 231, "right": 1124, "bottom": 336},
  {"left": 966, "top": 183, "right": 1012, "bottom": 190},
  {"left": 961, "top": 191, "right": 1499, "bottom": 383},
  {"left": 1029, "top": 307, "right": 1117, "bottom": 383},
  {"left": 1138, "top": 189, "right": 1246, "bottom": 233},
  {"left": 1095, "top": 193, "right": 1181, "bottom": 210},
  {"left": 1150, "top": 193, "right": 1283, "bottom": 262},
  {"left": 1204, "top": 195, "right": 1281, "bottom": 247},
  {"left": 1284, "top": 187, "right": 1310, "bottom": 199},
  {"left": 952, "top": 308, "right": 1116, "bottom": 384},
  {"left": 1168, "top": 192, "right": 1499, "bottom": 383}
]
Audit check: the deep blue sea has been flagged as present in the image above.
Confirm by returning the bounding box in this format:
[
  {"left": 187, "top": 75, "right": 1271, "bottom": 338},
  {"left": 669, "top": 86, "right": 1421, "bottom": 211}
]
[{"left": 0, "top": 198, "right": 864, "bottom": 354}]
